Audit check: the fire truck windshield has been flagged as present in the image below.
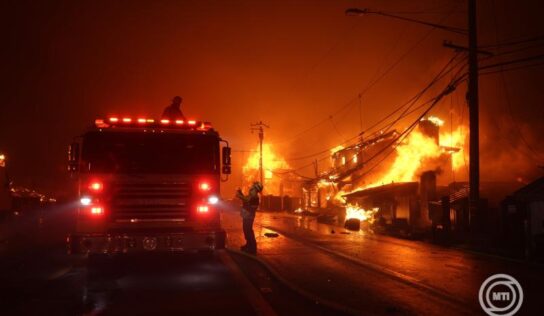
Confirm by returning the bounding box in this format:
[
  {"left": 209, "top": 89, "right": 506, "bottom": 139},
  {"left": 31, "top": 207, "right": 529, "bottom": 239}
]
[{"left": 81, "top": 132, "right": 218, "bottom": 174}]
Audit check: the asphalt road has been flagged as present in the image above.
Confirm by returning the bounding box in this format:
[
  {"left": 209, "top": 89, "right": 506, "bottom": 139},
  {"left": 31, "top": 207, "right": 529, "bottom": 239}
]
[
  {"left": 221, "top": 206, "right": 544, "bottom": 316},
  {"left": 0, "top": 205, "right": 346, "bottom": 316},
  {"left": 2, "top": 203, "right": 543, "bottom": 315}
]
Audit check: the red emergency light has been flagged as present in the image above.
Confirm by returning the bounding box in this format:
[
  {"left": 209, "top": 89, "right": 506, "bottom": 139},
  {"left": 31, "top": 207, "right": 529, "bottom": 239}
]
[
  {"left": 197, "top": 205, "right": 209, "bottom": 214},
  {"left": 89, "top": 180, "right": 104, "bottom": 193},
  {"left": 199, "top": 181, "right": 211, "bottom": 192},
  {"left": 90, "top": 206, "right": 104, "bottom": 216},
  {"left": 94, "top": 117, "right": 212, "bottom": 131}
]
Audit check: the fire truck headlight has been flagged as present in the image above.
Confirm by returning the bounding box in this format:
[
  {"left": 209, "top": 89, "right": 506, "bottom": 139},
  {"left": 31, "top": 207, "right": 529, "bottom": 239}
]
[
  {"left": 208, "top": 196, "right": 219, "bottom": 205},
  {"left": 80, "top": 197, "right": 92, "bottom": 206}
]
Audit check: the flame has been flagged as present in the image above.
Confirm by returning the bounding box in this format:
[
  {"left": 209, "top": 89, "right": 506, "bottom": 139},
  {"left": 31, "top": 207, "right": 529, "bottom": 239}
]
[
  {"left": 439, "top": 125, "right": 468, "bottom": 170},
  {"left": 332, "top": 117, "right": 468, "bottom": 202},
  {"left": 374, "top": 130, "right": 442, "bottom": 185},
  {"left": 427, "top": 116, "right": 444, "bottom": 126},
  {"left": 330, "top": 145, "right": 344, "bottom": 154},
  {"left": 363, "top": 119, "right": 468, "bottom": 189},
  {"left": 242, "top": 143, "right": 289, "bottom": 195},
  {"left": 345, "top": 204, "right": 378, "bottom": 222}
]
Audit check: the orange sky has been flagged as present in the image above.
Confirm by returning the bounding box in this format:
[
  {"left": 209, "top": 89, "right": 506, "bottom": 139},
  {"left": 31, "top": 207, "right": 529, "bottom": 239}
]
[{"left": 1, "top": 0, "right": 543, "bottom": 196}]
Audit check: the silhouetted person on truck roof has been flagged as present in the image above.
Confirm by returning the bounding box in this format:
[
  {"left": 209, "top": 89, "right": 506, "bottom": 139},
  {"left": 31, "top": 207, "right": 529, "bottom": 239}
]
[{"left": 162, "top": 96, "right": 187, "bottom": 121}]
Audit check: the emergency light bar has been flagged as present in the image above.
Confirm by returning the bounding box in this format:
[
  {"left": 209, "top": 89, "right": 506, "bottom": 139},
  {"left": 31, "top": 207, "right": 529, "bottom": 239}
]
[{"left": 94, "top": 117, "right": 213, "bottom": 131}]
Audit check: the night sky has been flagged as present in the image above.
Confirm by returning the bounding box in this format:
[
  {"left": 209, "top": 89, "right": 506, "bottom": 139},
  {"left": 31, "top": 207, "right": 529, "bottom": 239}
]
[{"left": 1, "top": 0, "right": 543, "bottom": 197}]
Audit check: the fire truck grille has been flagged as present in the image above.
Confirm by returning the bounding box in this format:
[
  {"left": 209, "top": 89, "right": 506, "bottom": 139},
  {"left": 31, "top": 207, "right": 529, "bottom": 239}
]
[{"left": 111, "top": 182, "right": 191, "bottom": 222}]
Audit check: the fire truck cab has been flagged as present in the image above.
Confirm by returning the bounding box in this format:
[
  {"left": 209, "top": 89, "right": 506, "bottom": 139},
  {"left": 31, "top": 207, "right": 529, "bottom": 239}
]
[{"left": 67, "top": 117, "right": 231, "bottom": 254}]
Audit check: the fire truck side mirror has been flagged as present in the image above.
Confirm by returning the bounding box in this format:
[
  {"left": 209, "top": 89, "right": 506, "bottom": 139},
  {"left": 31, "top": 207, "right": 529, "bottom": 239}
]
[
  {"left": 222, "top": 146, "right": 231, "bottom": 174},
  {"left": 68, "top": 142, "right": 80, "bottom": 172}
]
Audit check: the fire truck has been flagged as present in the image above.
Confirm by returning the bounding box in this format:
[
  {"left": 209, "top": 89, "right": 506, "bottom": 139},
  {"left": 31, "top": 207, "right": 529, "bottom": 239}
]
[{"left": 67, "top": 116, "right": 231, "bottom": 254}]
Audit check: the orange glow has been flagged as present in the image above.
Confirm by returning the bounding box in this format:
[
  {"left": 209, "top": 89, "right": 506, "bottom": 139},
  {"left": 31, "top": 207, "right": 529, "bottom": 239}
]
[
  {"left": 427, "top": 116, "right": 444, "bottom": 126},
  {"left": 160, "top": 119, "right": 170, "bottom": 124},
  {"left": 372, "top": 130, "right": 442, "bottom": 186},
  {"left": 334, "top": 117, "right": 468, "bottom": 202},
  {"left": 188, "top": 120, "right": 196, "bottom": 125},
  {"left": 146, "top": 119, "right": 155, "bottom": 123},
  {"left": 175, "top": 120, "right": 184, "bottom": 125},
  {"left": 242, "top": 144, "right": 289, "bottom": 195},
  {"left": 137, "top": 118, "right": 146, "bottom": 123},
  {"left": 109, "top": 117, "right": 119, "bottom": 122},
  {"left": 122, "top": 118, "right": 132, "bottom": 123},
  {"left": 439, "top": 125, "right": 469, "bottom": 170}
]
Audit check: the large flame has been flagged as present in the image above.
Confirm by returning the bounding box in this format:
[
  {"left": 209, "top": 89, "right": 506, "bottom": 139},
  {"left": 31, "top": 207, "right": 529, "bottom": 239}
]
[
  {"left": 439, "top": 125, "right": 468, "bottom": 170},
  {"left": 242, "top": 143, "right": 289, "bottom": 195},
  {"left": 345, "top": 204, "right": 379, "bottom": 223},
  {"left": 334, "top": 117, "right": 468, "bottom": 204},
  {"left": 363, "top": 119, "right": 468, "bottom": 189}
]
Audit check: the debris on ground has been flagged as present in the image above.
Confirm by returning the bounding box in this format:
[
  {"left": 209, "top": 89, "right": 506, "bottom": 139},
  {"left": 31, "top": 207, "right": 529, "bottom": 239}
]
[{"left": 264, "top": 232, "right": 279, "bottom": 238}]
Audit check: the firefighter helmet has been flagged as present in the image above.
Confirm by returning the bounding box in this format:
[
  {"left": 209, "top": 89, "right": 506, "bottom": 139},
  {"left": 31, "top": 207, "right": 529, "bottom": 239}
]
[{"left": 252, "top": 182, "right": 263, "bottom": 192}]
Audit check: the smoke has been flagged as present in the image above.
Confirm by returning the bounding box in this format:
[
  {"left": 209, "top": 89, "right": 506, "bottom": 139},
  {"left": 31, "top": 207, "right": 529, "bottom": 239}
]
[{"left": 480, "top": 113, "right": 544, "bottom": 184}]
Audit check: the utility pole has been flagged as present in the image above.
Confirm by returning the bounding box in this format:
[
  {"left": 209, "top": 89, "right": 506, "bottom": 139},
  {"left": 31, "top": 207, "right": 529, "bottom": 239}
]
[
  {"left": 467, "top": 0, "right": 480, "bottom": 228},
  {"left": 250, "top": 121, "right": 270, "bottom": 188}
]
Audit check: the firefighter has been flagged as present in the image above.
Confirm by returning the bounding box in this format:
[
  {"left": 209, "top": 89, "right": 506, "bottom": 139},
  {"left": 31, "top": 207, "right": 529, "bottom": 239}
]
[
  {"left": 161, "top": 96, "right": 187, "bottom": 121},
  {"left": 236, "top": 182, "right": 263, "bottom": 254}
]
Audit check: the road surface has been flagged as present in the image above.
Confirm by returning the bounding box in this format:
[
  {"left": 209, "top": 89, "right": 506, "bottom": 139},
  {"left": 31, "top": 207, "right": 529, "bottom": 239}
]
[{"left": 1, "top": 203, "right": 542, "bottom": 315}]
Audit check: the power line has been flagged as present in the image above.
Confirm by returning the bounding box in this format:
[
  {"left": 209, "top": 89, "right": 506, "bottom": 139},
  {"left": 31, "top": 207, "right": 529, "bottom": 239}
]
[
  {"left": 479, "top": 34, "right": 544, "bottom": 49},
  {"left": 290, "top": 71, "right": 466, "bottom": 177},
  {"left": 285, "top": 51, "right": 465, "bottom": 162},
  {"left": 479, "top": 53, "right": 544, "bottom": 71},
  {"left": 276, "top": 9, "right": 458, "bottom": 146}
]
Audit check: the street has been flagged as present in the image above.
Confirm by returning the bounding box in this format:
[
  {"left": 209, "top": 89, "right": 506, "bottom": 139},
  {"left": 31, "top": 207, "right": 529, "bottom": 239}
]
[{"left": 0, "top": 203, "right": 542, "bottom": 315}]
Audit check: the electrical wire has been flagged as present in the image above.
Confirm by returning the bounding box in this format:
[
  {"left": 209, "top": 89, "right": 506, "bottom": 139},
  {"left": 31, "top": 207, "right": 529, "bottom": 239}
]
[
  {"left": 289, "top": 71, "right": 466, "bottom": 177},
  {"left": 275, "top": 8, "right": 458, "bottom": 146},
  {"left": 285, "top": 52, "right": 465, "bottom": 162}
]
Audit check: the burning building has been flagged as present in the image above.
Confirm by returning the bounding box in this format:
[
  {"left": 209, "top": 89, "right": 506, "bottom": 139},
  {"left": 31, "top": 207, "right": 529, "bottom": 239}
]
[
  {"left": 302, "top": 117, "right": 469, "bottom": 233},
  {"left": 242, "top": 143, "right": 303, "bottom": 210}
]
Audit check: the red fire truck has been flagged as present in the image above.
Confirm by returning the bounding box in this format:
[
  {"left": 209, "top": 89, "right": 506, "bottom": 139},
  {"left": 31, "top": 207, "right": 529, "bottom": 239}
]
[{"left": 67, "top": 116, "right": 231, "bottom": 254}]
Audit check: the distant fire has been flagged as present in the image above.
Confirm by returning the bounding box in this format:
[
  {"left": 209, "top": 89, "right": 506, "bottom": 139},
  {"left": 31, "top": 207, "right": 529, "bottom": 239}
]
[
  {"left": 242, "top": 143, "right": 289, "bottom": 195},
  {"left": 345, "top": 204, "right": 379, "bottom": 223}
]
